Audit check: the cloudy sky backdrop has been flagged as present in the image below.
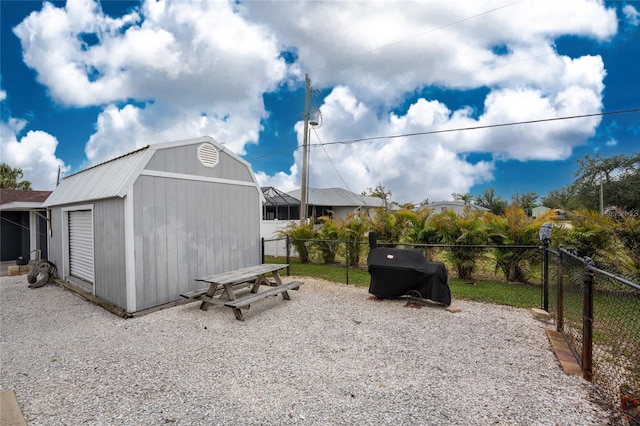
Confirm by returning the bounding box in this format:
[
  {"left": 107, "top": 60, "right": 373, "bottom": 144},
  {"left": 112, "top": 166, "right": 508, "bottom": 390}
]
[{"left": 1, "top": 0, "right": 638, "bottom": 204}]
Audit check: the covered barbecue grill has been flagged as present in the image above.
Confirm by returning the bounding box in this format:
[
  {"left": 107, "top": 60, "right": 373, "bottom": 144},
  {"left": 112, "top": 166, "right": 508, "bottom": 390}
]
[{"left": 367, "top": 232, "right": 451, "bottom": 306}]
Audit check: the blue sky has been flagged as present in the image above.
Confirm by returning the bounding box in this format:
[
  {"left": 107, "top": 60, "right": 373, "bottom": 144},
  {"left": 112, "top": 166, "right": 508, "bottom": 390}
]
[{"left": 1, "top": 0, "right": 638, "bottom": 204}]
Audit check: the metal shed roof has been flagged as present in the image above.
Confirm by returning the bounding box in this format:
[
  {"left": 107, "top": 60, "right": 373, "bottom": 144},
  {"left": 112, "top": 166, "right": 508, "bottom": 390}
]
[{"left": 42, "top": 136, "right": 263, "bottom": 207}]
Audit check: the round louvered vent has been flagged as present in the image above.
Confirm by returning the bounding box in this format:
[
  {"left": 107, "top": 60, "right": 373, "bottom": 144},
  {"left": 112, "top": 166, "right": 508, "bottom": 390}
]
[{"left": 197, "top": 143, "right": 219, "bottom": 168}]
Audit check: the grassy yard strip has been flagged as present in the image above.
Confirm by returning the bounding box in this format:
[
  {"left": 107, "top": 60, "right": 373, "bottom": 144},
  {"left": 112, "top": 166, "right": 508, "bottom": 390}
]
[
  {"left": 269, "top": 256, "right": 542, "bottom": 309},
  {"left": 448, "top": 279, "right": 541, "bottom": 309}
]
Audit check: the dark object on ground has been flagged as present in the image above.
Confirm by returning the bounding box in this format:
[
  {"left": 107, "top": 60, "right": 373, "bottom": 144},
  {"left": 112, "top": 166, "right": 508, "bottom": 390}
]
[
  {"left": 16, "top": 256, "right": 28, "bottom": 266},
  {"left": 367, "top": 232, "right": 451, "bottom": 306},
  {"left": 27, "top": 260, "right": 57, "bottom": 289}
]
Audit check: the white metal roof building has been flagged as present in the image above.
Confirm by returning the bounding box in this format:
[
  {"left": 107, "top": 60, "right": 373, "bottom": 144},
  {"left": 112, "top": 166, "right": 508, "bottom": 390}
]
[{"left": 286, "top": 187, "right": 385, "bottom": 220}]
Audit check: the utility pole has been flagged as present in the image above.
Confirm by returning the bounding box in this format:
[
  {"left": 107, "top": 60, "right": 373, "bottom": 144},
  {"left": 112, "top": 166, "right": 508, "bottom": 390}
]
[
  {"left": 300, "top": 74, "right": 311, "bottom": 224},
  {"left": 599, "top": 179, "right": 604, "bottom": 216}
]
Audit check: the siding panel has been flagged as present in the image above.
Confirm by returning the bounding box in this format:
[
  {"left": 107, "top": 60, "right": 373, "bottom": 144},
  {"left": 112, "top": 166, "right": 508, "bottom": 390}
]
[{"left": 93, "top": 198, "right": 126, "bottom": 309}]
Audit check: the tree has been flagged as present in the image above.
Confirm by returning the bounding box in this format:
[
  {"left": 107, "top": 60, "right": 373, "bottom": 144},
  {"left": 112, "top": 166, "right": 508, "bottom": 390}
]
[
  {"left": 511, "top": 192, "right": 538, "bottom": 216},
  {"left": 475, "top": 188, "right": 507, "bottom": 215},
  {"left": 452, "top": 192, "right": 474, "bottom": 204},
  {"left": 542, "top": 187, "right": 579, "bottom": 210},
  {"left": 362, "top": 182, "right": 392, "bottom": 211},
  {"left": 571, "top": 153, "right": 640, "bottom": 211},
  {"left": 0, "top": 163, "right": 32, "bottom": 190}
]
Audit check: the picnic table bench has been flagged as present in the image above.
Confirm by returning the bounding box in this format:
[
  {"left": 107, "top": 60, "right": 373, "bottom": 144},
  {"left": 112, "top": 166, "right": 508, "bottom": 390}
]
[{"left": 181, "top": 264, "right": 303, "bottom": 321}]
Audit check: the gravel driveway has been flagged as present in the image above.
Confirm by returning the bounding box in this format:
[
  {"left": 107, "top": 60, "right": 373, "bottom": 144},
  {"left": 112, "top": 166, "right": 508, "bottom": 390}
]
[{"left": 1, "top": 274, "right": 609, "bottom": 425}]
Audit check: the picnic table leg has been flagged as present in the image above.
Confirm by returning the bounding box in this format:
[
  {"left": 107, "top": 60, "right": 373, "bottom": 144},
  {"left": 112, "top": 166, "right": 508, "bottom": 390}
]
[
  {"left": 271, "top": 270, "right": 292, "bottom": 300},
  {"left": 231, "top": 307, "right": 245, "bottom": 321},
  {"left": 222, "top": 283, "right": 236, "bottom": 301},
  {"left": 200, "top": 283, "right": 220, "bottom": 311},
  {"left": 272, "top": 270, "right": 285, "bottom": 286},
  {"left": 250, "top": 275, "right": 264, "bottom": 293}
]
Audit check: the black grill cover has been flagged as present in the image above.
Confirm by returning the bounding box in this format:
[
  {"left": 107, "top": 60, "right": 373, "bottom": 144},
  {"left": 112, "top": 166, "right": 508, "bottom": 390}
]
[{"left": 367, "top": 247, "right": 451, "bottom": 306}]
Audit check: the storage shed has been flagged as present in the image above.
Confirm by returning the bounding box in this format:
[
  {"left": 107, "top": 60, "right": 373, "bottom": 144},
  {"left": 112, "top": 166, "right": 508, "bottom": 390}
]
[{"left": 43, "top": 136, "right": 264, "bottom": 314}]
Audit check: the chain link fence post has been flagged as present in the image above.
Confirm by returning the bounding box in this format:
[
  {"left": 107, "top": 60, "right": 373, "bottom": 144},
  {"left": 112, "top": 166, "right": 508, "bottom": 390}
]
[
  {"left": 286, "top": 235, "right": 290, "bottom": 277},
  {"left": 557, "top": 246, "right": 564, "bottom": 333},
  {"left": 582, "top": 267, "right": 594, "bottom": 382},
  {"left": 345, "top": 241, "right": 349, "bottom": 285},
  {"left": 543, "top": 243, "right": 549, "bottom": 311}
]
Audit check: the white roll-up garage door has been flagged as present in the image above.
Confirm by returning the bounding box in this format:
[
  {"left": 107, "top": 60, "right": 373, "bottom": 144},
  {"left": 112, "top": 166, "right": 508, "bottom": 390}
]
[{"left": 68, "top": 210, "right": 94, "bottom": 283}]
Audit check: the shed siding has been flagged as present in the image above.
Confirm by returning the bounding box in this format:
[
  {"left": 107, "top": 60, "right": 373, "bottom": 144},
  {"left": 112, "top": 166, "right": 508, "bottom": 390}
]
[
  {"left": 92, "top": 198, "right": 127, "bottom": 309},
  {"left": 48, "top": 208, "right": 63, "bottom": 270},
  {"left": 144, "top": 145, "right": 253, "bottom": 183},
  {"left": 132, "top": 174, "right": 260, "bottom": 311}
]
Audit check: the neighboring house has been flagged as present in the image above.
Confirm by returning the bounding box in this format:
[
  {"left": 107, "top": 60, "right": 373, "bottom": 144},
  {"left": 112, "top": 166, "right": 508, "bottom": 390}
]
[
  {"left": 287, "top": 187, "right": 385, "bottom": 221},
  {"left": 422, "top": 201, "right": 489, "bottom": 216},
  {"left": 262, "top": 186, "right": 300, "bottom": 221},
  {"left": 43, "top": 136, "right": 264, "bottom": 315},
  {"left": 0, "top": 188, "right": 51, "bottom": 262},
  {"left": 260, "top": 186, "right": 385, "bottom": 256},
  {"left": 532, "top": 206, "right": 550, "bottom": 218}
]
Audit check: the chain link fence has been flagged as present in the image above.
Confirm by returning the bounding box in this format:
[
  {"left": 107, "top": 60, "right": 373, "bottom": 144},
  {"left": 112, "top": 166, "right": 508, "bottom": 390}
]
[
  {"left": 262, "top": 237, "right": 543, "bottom": 287},
  {"left": 548, "top": 247, "right": 640, "bottom": 425}
]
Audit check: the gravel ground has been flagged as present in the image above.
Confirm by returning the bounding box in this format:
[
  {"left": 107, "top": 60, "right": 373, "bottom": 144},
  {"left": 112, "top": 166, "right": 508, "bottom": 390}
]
[{"left": 1, "top": 274, "right": 611, "bottom": 425}]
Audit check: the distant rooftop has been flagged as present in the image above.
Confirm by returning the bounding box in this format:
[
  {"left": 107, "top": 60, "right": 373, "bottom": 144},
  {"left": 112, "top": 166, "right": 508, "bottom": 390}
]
[{"left": 0, "top": 188, "right": 52, "bottom": 211}]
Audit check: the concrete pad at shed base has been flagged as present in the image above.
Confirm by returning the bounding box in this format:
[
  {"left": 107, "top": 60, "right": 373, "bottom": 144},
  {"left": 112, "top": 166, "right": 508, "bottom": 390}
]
[{"left": 0, "top": 390, "right": 27, "bottom": 426}]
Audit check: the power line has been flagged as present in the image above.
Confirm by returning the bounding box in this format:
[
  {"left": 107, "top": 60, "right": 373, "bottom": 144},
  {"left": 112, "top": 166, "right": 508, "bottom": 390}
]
[
  {"left": 311, "top": 108, "right": 640, "bottom": 148},
  {"left": 312, "top": 0, "right": 523, "bottom": 75},
  {"left": 311, "top": 127, "right": 359, "bottom": 198},
  {"left": 247, "top": 107, "right": 640, "bottom": 161}
]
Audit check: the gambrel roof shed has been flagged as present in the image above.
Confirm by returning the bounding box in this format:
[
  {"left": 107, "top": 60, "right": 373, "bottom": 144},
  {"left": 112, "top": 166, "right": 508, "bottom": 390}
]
[{"left": 43, "top": 136, "right": 264, "bottom": 315}]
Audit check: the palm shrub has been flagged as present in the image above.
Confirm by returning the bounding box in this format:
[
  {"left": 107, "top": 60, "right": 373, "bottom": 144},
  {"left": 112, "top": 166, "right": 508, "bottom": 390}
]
[
  {"left": 403, "top": 207, "right": 437, "bottom": 259},
  {"left": 367, "top": 209, "right": 410, "bottom": 246},
  {"left": 315, "top": 216, "right": 340, "bottom": 264},
  {"left": 485, "top": 206, "right": 546, "bottom": 283},
  {"left": 277, "top": 221, "right": 316, "bottom": 263},
  {"left": 338, "top": 213, "right": 368, "bottom": 266},
  {"left": 430, "top": 208, "right": 487, "bottom": 280},
  {"left": 560, "top": 209, "right": 614, "bottom": 260},
  {"left": 605, "top": 207, "right": 640, "bottom": 279}
]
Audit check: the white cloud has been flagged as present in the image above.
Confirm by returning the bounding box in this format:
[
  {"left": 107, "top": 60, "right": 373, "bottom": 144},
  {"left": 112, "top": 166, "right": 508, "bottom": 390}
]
[
  {"left": 623, "top": 5, "right": 639, "bottom": 26},
  {"left": 259, "top": 87, "right": 496, "bottom": 202},
  {"left": 84, "top": 101, "right": 264, "bottom": 166},
  {"left": 0, "top": 83, "right": 69, "bottom": 190},
  {"left": 14, "top": 0, "right": 286, "bottom": 165},
  {"left": 0, "top": 127, "right": 69, "bottom": 190},
  {"left": 10, "top": 0, "right": 620, "bottom": 201},
  {"left": 251, "top": 1, "right": 615, "bottom": 202}
]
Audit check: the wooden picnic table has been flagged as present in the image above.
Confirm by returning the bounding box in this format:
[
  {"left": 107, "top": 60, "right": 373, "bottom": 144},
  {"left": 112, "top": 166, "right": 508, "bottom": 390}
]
[{"left": 181, "top": 264, "right": 303, "bottom": 321}]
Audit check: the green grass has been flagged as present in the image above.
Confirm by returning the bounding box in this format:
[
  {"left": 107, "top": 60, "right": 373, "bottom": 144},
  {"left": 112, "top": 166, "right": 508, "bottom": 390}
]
[
  {"left": 265, "top": 255, "right": 542, "bottom": 308},
  {"left": 448, "top": 279, "right": 541, "bottom": 308}
]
